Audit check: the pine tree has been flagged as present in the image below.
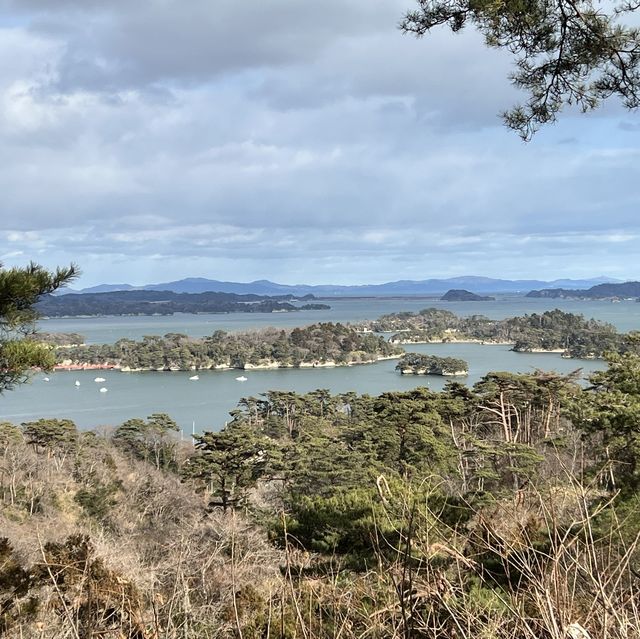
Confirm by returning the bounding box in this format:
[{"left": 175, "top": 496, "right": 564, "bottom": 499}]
[{"left": 0, "top": 262, "right": 78, "bottom": 393}]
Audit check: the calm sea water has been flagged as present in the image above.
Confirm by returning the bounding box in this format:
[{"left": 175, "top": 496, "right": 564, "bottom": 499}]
[{"left": 1, "top": 297, "right": 634, "bottom": 433}]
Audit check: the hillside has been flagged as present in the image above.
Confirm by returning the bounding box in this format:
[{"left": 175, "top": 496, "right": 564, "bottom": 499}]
[
  {"left": 36, "top": 290, "right": 328, "bottom": 317},
  {"left": 2, "top": 359, "right": 640, "bottom": 638},
  {"left": 526, "top": 280, "right": 640, "bottom": 299}
]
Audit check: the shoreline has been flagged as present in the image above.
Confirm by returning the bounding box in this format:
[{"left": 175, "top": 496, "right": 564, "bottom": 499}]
[
  {"left": 389, "top": 338, "right": 575, "bottom": 355},
  {"left": 53, "top": 353, "right": 403, "bottom": 373},
  {"left": 390, "top": 338, "right": 513, "bottom": 346}
]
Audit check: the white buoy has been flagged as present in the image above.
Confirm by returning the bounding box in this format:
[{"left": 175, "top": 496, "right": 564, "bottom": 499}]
[
  {"left": 99, "top": 387, "right": 108, "bottom": 393},
  {"left": 94, "top": 377, "right": 106, "bottom": 383},
  {"left": 43, "top": 377, "right": 50, "bottom": 382},
  {"left": 235, "top": 376, "right": 248, "bottom": 382},
  {"left": 74, "top": 380, "right": 81, "bottom": 387},
  {"left": 189, "top": 375, "right": 199, "bottom": 381}
]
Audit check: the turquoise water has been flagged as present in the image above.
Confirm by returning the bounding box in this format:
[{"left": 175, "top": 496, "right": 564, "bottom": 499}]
[{"left": 3, "top": 297, "right": 633, "bottom": 432}]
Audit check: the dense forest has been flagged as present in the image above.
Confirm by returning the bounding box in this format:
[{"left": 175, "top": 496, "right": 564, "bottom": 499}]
[
  {"left": 35, "top": 290, "right": 330, "bottom": 317},
  {"left": 53, "top": 323, "right": 403, "bottom": 371},
  {"left": 359, "top": 308, "right": 622, "bottom": 357},
  {"left": 2, "top": 343, "right": 640, "bottom": 637},
  {"left": 396, "top": 353, "right": 469, "bottom": 375}
]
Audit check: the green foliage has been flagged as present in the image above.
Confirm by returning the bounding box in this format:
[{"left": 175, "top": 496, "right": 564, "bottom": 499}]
[
  {"left": 185, "top": 422, "right": 274, "bottom": 511},
  {"left": 2, "top": 354, "right": 640, "bottom": 637},
  {"left": 28, "top": 331, "right": 85, "bottom": 346},
  {"left": 57, "top": 322, "right": 403, "bottom": 371},
  {"left": 74, "top": 479, "right": 121, "bottom": 521},
  {"left": 397, "top": 352, "right": 469, "bottom": 375},
  {"left": 402, "top": 0, "right": 640, "bottom": 139},
  {"left": 0, "top": 421, "right": 21, "bottom": 448},
  {"left": 113, "top": 413, "right": 180, "bottom": 470},
  {"left": 572, "top": 348, "right": 640, "bottom": 489},
  {"left": 0, "top": 262, "right": 77, "bottom": 392},
  {"left": 282, "top": 488, "right": 381, "bottom": 555},
  {"left": 21, "top": 418, "right": 78, "bottom": 454},
  {"left": 377, "top": 308, "right": 622, "bottom": 358}
]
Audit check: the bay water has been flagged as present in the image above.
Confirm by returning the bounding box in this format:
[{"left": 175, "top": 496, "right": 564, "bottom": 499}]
[{"left": 1, "top": 297, "right": 636, "bottom": 433}]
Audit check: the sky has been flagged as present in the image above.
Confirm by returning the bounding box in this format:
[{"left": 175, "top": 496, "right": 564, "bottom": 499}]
[{"left": 0, "top": 0, "right": 639, "bottom": 288}]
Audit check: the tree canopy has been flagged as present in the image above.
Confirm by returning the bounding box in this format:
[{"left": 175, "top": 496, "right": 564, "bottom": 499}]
[
  {"left": 0, "top": 262, "right": 78, "bottom": 393},
  {"left": 402, "top": 0, "right": 640, "bottom": 139}
]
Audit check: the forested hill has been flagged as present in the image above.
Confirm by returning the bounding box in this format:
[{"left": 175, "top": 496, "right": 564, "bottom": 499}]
[
  {"left": 36, "top": 290, "right": 328, "bottom": 317},
  {"left": 54, "top": 323, "right": 402, "bottom": 370},
  {"left": 359, "top": 308, "right": 623, "bottom": 357},
  {"left": 526, "top": 281, "right": 640, "bottom": 299}
]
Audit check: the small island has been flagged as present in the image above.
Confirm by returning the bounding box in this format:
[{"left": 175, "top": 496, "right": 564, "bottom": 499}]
[
  {"left": 51, "top": 322, "right": 403, "bottom": 372},
  {"left": 396, "top": 353, "right": 469, "bottom": 376},
  {"left": 440, "top": 289, "right": 495, "bottom": 301}
]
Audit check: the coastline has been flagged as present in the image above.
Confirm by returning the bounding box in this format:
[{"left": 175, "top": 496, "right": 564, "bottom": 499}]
[
  {"left": 390, "top": 338, "right": 513, "bottom": 346},
  {"left": 53, "top": 353, "right": 402, "bottom": 373},
  {"left": 398, "top": 369, "right": 469, "bottom": 376},
  {"left": 389, "top": 337, "right": 575, "bottom": 355}
]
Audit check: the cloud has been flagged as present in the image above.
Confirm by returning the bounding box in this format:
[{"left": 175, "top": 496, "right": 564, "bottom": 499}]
[{"left": 0, "top": 1, "right": 637, "bottom": 286}]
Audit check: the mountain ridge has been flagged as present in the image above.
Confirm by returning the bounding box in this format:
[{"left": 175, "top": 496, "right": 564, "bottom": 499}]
[
  {"left": 526, "top": 281, "right": 640, "bottom": 299},
  {"left": 64, "top": 275, "right": 623, "bottom": 297}
]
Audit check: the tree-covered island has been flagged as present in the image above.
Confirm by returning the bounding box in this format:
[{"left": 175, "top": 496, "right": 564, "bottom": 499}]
[
  {"left": 35, "top": 289, "right": 331, "bottom": 317},
  {"left": 51, "top": 322, "right": 403, "bottom": 371},
  {"left": 40, "top": 309, "right": 629, "bottom": 373},
  {"left": 357, "top": 308, "right": 623, "bottom": 358},
  {"left": 440, "top": 288, "right": 495, "bottom": 301},
  {"left": 396, "top": 353, "right": 469, "bottom": 375}
]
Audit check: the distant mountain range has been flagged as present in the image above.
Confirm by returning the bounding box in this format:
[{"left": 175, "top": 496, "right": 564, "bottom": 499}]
[
  {"left": 526, "top": 281, "right": 640, "bottom": 299},
  {"left": 61, "top": 276, "right": 623, "bottom": 297}
]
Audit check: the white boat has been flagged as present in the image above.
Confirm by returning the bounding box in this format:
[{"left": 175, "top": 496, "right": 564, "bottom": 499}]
[
  {"left": 43, "top": 377, "right": 50, "bottom": 382},
  {"left": 235, "top": 375, "right": 248, "bottom": 382},
  {"left": 99, "top": 387, "right": 108, "bottom": 393},
  {"left": 189, "top": 375, "right": 199, "bottom": 381},
  {"left": 74, "top": 380, "right": 81, "bottom": 387},
  {"left": 94, "top": 377, "right": 106, "bottom": 383}
]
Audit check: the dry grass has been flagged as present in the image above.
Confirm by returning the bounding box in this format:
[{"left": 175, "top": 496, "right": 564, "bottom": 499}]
[{"left": 1, "top": 435, "right": 639, "bottom": 638}]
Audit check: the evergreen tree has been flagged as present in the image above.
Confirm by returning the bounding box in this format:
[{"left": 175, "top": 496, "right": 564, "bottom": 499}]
[
  {"left": 403, "top": 0, "right": 640, "bottom": 139},
  {"left": 185, "top": 423, "right": 273, "bottom": 512},
  {"left": 0, "top": 262, "right": 77, "bottom": 393},
  {"left": 112, "top": 413, "right": 180, "bottom": 471}
]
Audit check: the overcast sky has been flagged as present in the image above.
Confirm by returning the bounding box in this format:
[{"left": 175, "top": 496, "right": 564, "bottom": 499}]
[{"left": 0, "top": 0, "right": 638, "bottom": 287}]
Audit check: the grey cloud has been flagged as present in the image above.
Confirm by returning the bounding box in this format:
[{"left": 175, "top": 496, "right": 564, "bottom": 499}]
[
  {"left": 0, "top": 1, "right": 638, "bottom": 286},
  {"left": 12, "top": 0, "right": 405, "bottom": 89}
]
